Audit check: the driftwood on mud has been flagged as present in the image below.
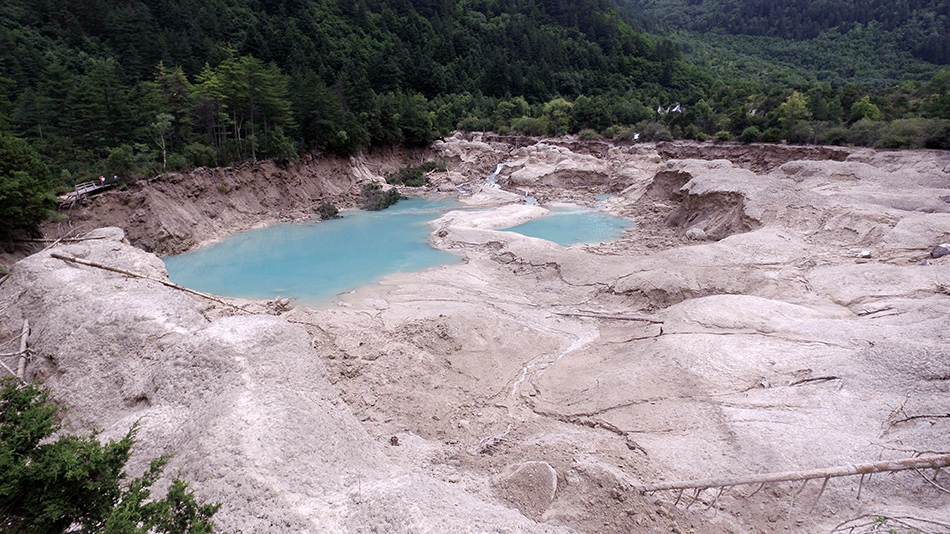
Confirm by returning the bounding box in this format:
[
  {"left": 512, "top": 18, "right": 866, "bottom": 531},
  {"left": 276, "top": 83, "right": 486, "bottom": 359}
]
[
  {"left": 15, "top": 236, "right": 106, "bottom": 243},
  {"left": 555, "top": 311, "right": 663, "bottom": 324},
  {"left": 637, "top": 454, "right": 950, "bottom": 493},
  {"left": 16, "top": 319, "right": 29, "bottom": 379},
  {"left": 50, "top": 253, "right": 248, "bottom": 313}
]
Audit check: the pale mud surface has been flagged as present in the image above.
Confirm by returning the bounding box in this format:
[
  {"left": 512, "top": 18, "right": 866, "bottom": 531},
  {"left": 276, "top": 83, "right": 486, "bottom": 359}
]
[{"left": 3, "top": 135, "right": 950, "bottom": 533}]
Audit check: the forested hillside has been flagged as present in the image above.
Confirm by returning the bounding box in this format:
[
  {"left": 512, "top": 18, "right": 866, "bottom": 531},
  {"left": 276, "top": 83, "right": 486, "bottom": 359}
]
[
  {"left": 1, "top": 0, "right": 950, "bottom": 239},
  {"left": 625, "top": 0, "right": 950, "bottom": 84},
  {"left": 0, "top": 0, "right": 698, "bottom": 178}
]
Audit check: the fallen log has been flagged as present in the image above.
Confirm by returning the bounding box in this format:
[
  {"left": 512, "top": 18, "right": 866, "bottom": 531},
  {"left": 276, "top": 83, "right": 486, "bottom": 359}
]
[
  {"left": 14, "top": 236, "right": 106, "bottom": 243},
  {"left": 555, "top": 311, "right": 663, "bottom": 324},
  {"left": 16, "top": 319, "right": 28, "bottom": 379},
  {"left": 636, "top": 454, "right": 950, "bottom": 493},
  {"left": 50, "top": 253, "right": 248, "bottom": 313}
]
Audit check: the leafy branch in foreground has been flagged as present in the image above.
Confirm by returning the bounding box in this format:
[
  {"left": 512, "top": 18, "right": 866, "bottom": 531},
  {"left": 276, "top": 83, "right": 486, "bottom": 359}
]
[{"left": 0, "top": 377, "right": 219, "bottom": 533}]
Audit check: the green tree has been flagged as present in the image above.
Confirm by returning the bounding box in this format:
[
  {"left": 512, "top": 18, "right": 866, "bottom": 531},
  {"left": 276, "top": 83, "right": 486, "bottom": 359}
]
[
  {"left": 193, "top": 51, "right": 294, "bottom": 162},
  {"left": 924, "top": 70, "right": 950, "bottom": 120},
  {"left": 774, "top": 91, "right": 812, "bottom": 137},
  {"left": 849, "top": 96, "right": 882, "bottom": 123},
  {"left": 0, "top": 378, "right": 219, "bottom": 533},
  {"left": 0, "top": 133, "right": 55, "bottom": 240},
  {"left": 395, "top": 91, "right": 436, "bottom": 146},
  {"left": 543, "top": 97, "right": 574, "bottom": 136}
]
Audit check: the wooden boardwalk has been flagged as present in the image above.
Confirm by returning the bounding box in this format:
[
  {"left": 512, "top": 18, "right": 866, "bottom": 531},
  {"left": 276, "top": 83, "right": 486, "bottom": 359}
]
[{"left": 58, "top": 180, "right": 113, "bottom": 207}]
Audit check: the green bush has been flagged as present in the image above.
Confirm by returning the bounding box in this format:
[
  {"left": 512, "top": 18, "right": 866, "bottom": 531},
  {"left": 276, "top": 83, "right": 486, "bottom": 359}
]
[
  {"left": 848, "top": 119, "right": 885, "bottom": 146},
  {"left": 923, "top": 120, "right": 950, "bottom": 149},
  {"left": 185, "top": 143, "right": 218, "bottom": 169},
  {"left": 386, "top": 160, "right": 443, "bottom": 187},
  {"left": 602, "top": 125, "right": 625, "bottom": 139},
  {"left": 361, "top": 182, "right": 402, "bottom": 211},
  {"left": 457, "top": 115, "right": 490, "bottom": 132},
  {"left": 577, "top": 128, "right": 601, "bottom": 140},
  {"left": 682, "top": 124, "right": 703, "bottom": 140},
  {"left": 714, "top": 130, "right": 732, "bottom": 142},
  {"left": 760, "top": 127, "right": 785, "bottom": 143},
  {"left": 634, "top": 120, "right": 673, "bottom": 142},
  {"left": 0, "top": 377, "right": 219, "bottom": 533},
  {"left": 105, "top": 144, "right": 139, "bottom": 182},
  {"left": 787, "top": 122, "right": 816, "bottom": 144},
  {"left": 815, "top": 125, "right": 850, "bottom": 145},
  {"left": 316, "top": 202, "right": 339, "bottom": 220},
  {"left": 510, "top": 116, "right": 548, "bottom": 136},
  {"left": 876, "top": 118, "right": 950, "bottom": 149},
  {"left": 738, "top": 126, "right": 761, "bottom": 143}
]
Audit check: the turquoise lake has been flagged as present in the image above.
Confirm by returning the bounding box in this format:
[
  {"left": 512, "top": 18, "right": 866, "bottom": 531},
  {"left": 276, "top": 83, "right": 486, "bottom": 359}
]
[
  {"left": 163, "top": 198, "right": 633, "bottom": 306},
  {"left": 499, "top": 205, "right": 633, "bottom": 246},
  {"left": 163, "top": 198, "right": 461, "bottom": 306}
]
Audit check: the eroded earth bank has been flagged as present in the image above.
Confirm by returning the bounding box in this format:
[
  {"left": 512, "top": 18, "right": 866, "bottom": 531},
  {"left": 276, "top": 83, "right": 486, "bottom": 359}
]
[{"left": 2, "top": 136, "right": 950, "bottom": 533}]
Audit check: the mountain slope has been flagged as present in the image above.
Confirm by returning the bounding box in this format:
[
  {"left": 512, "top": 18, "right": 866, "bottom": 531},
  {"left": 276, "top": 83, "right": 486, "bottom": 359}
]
[{"left": 623, "top": 0, "right": 949, "bottom": 84}]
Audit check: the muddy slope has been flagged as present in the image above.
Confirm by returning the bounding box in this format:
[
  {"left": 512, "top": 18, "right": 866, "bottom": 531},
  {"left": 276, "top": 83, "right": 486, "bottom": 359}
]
[{"left": 46, "top": 147, "right": 434, "bottom": 256}]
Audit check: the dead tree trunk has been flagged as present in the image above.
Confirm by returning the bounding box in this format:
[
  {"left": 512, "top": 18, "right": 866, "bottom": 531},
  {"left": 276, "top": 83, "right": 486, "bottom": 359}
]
[
  {"left": 636, "top": 454, "right": 950, "bottom": 493},
  {"left": 15, "top": 319, "right": 29, "bottom": 380}
]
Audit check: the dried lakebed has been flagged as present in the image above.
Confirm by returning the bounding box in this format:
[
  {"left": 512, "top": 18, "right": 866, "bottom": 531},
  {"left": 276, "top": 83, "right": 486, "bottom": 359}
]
[{"left": 3, "top": 137, "right": 950, "bottom": 534}]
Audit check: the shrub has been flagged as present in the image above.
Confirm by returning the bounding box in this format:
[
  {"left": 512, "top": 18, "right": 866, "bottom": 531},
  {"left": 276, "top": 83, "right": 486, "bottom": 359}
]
[
  {"left": 316, "top": 202, "right": 339, "bottom": 220},
  {"left": 602, "top": 125, "right": 625, "bottom": 139},
  {"left": 386, "top": 160, "right": 444, "bottom": 187},
  {"left": 760, "top": 127, "right": 785, "bottom": 143},
  {"left": 876, "top": 118, "right": 948, "bottom": 149},
  {"left": 634, "top": 120, "right": 673, "bottom": 141},
  {"left": 361, "top": 182, "right": 402, "bottom": 210},
  {"left": 815, "top": 125, "right": 849, "bottom": 145},
  {"left": 787, "top": 122, "right": 816, "bottom": 144},
  {"left": 105, "top": 144, "right": 139, "bottom": 182},
  {"left": 577, "top": 128, "right": 600, "bottom": 140},
  {"left": 738, "top": 126, "right": 761, "bottom": 143},
  {"left": 682, "top": 124, "right": 703, "bottom": 140},
  {"left": 923, "top": 120, "right": 950, "bottom": 149},
  {"left": 0, "top": 377, "right": 219, "bottom": 533},
  {"left": 847, "top": 119, "right": 885, "bottom": 146},
  {"left": 185, "top": 143, "right": 217, "bottom": 168},
  {"left": 714, "top": 130, "right": 732, "bottom": 142},
  {"left": 457, "top": 115, "right": 488, "bottom": 132},
  {"left": 510, "top": 116, "right": 548, "bottom": 136}
]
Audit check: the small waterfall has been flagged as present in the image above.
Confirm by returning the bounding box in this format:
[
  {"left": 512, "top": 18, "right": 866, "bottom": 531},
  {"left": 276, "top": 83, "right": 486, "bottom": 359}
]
[{"left": 485, "top": 162, "right": 505, "bottom": 189}]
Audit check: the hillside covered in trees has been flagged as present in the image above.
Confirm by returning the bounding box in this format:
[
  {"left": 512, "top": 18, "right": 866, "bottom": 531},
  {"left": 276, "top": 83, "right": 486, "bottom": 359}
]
[
  {"left": 1, "top": 0, "right": 950, "bottom": 238},
  {"left": 624, "top": 0, "right": 950, "bottom": 84}
]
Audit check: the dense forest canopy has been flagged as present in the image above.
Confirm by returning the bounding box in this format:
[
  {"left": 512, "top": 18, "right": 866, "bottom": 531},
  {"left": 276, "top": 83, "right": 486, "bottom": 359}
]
[
  {"left": 624, "top": 0, "right": 949, "bottom": 84},
  {"left": 1, "top": 0, "right": 949, "bottom": 238}
]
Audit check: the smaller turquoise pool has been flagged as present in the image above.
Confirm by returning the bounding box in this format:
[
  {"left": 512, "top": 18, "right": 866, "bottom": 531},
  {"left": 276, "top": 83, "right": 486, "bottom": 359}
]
[{"left": 500, "top": 206, "right": 633, "bottom": 246}]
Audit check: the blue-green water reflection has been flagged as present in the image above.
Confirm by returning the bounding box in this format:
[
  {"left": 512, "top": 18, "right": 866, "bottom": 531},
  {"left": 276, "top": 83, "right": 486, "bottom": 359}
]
[
  {"left": 500, "top": 205, "right": 633, "bottom": 246},
  {"left": 163, "top": 197, "right": 460, "bottom": 306}
]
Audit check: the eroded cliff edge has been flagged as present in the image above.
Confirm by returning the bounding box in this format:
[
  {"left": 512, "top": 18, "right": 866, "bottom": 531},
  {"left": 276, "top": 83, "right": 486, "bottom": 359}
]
[{"left": 3, "top": 136, "right": 950, "bottom": 533}]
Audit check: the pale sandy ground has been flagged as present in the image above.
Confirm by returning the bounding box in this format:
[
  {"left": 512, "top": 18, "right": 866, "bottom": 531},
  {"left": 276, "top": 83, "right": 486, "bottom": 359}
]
[{"left": 2, "top": 136, "right": 949, "bottom": 533}]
